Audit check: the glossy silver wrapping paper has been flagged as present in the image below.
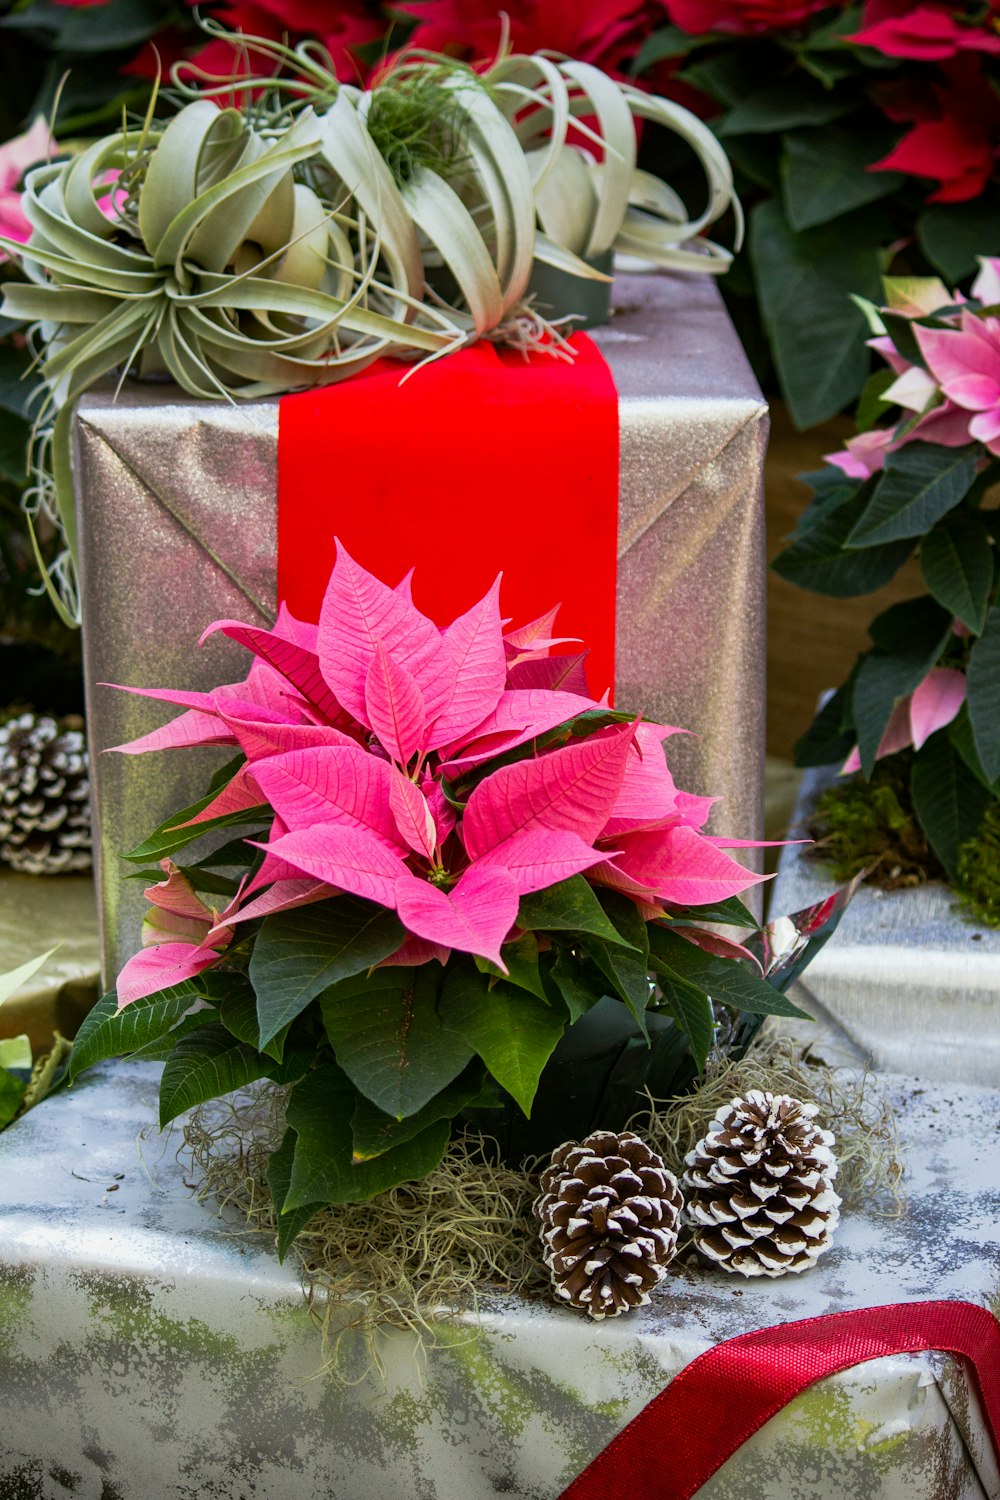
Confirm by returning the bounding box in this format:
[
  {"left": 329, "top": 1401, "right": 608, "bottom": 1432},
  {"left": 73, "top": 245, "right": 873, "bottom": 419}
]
[
  {"left": 73, "top": 270, "right": 768, "bottom": 985},
  {"left": 772, "top": 767, "right": 1000, "bottom": 1088},
  {"left": 1, "top": 1063, "right": 997, "bottom": 1499}
]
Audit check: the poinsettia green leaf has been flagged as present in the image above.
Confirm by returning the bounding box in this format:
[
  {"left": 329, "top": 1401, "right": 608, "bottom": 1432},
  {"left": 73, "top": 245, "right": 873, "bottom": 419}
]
[
  {"left": 794, "top": 682, "right": 857, "bottom": 768},
  {"left": 647, "top": 928, "right": 810, "bottom": 1018},
  {"left": 126, "top": 1009, "right": 220, "bottom": 1064},
  {"left": 579, "top": 938, "right": 651, "bottom": 1040},
  {"left": 69, "top": 982, "right": 209, "bottom": 1081},
  {"left": 549, "top": 947, "right": 608, "bottom": 1023},
  {"left": 439, "top": 962, "right": 566, "bottom": 1117},
  {"left": 632, "top": 26, "right": 708, "bottom": 72},
  {"left": 594, "top": 888, "right": 650, "bottom": 962},
  {"left": 659, "top": 895, "right": 760, "bottom": 929},
  {"left": 847, "top": 444, "right": 978, "bottom": 548},
  {"left": 967, "top": 608, "right": 1000, "bottom": 783},
  {"left": 652, "top": 970, "right": 715, "bottom": 1072},
  {"left": 781, "top": 126, "right": 903, "bottom": 233},
  {"left": 158, "top": 1023, "right": 277, "bottom": 1128},
  {"left": 124, "top": 762, "right": 265, "bottom": 864},
  {"left": 282, "top": 1065, "right": 450, "bottom": 1212},
  {"left": 249, "top": 896, "right": 404, "bottom": 1050},
  {"left": 349, "top": 1062, "right": 485, "bottom": 1162},
  {"left": 910, "top": 731, "right": 992, "bottom": 880},
  {"left": 750, "top": 199, "right": 883, "bottom": 428},
  {"left": 948, "top": 706, "right": 998, "bottom": 792},
  {"left": 719, "top": 81, "right": 852, "bottom": 136},
  {"left": 772, "top": 486, "right": 914, "bottom": 596},
  {"left": 266, "top": 1127, "right": 322, "bottom": 1261},
  {"left": 918, "top": 192, "right": 1000, "bottom": 283},
  {"left": 516, "top": 875, "right": 638, "bottom": 948},
  {"left": 853, "top": 600, "right": 952, "bottom": 775},
  {"left": 218, "top": 977, "right": 294, "bottom": 1060},
  {"left": 475, "top": 931, "right": 548, "bottom": 1000},
  {"left": 920, "top": 513, "right": 994, "bottom": 635},
  {"left": 320, "top": 964, "right": 473, "bottom": 1120},
  {"left": 0, "top": 1069, "right": 25, "bottom": 1131}
]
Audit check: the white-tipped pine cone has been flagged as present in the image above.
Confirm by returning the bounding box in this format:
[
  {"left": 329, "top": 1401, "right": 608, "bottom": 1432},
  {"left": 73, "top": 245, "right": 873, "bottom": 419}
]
[
  {"left": 682, "top": 1090, "right": 841, "bottom": 1278},
  {"left": 0, "top": 712, "right": 92, "bottom": 875},
  {"left": 534, "top": 1130, "right": 682, "bottom": 1319}
]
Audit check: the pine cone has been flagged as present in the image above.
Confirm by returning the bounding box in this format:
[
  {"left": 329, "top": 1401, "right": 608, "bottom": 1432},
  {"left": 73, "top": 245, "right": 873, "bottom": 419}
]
[
  {"left": 682, "top": 1090, "right": 841, "bottom": 1278},
  {"left": 0, "top": 713, "right": 92, "bottom": 875},
  {"left": 534, "top": 1130, "right": 682, "bottom": 1319}
]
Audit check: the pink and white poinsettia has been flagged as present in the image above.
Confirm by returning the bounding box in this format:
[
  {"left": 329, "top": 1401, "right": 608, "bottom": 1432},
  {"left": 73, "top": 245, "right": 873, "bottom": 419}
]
[
  {"left": 112, "top": 544, "right": 764, "bottom": 1003},
  {"left": 841, "top": 665, "right": 967, "bottom": 775},
  {"left": 117, "top": 860, "right": 234, "bottom": 1007}
]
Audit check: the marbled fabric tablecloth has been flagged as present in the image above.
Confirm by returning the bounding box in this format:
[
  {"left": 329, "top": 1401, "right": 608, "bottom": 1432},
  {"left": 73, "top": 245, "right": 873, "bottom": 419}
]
[{"left": 0, "top": 1062, "right": 997, "bottom": 1499}]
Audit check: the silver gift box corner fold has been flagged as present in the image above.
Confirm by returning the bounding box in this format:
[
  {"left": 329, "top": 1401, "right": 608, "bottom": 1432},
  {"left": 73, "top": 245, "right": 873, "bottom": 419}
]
[{"left": 74, "top": 271, "right": 769, "bottom": 986}]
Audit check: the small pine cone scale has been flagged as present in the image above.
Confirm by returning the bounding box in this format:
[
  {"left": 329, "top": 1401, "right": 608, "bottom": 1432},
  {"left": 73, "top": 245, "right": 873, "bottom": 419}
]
[
  {"left": 683, "top": 1090, "right": 841, "bottom": 1279},
  {"left": 534, "top": 1130, "right": 682, "bottom": 1319},
  {"left": 0, "top": 713, "right": 92, "bottom": 876}
]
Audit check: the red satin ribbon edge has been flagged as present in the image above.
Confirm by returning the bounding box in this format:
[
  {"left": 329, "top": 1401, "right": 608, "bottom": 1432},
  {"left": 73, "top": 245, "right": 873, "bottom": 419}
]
[{"left": 560, "top": 1299, "right": 1000, "bottom": 1500}]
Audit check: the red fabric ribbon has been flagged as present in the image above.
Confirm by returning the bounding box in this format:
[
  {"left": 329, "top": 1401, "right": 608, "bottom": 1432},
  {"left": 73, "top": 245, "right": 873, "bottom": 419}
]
[
  {"left": 560, "top": 1299, "right": 1000, "bottom": 1499},
  {"left": 277, "top": 334, "right": 620, "bottom": 699}
]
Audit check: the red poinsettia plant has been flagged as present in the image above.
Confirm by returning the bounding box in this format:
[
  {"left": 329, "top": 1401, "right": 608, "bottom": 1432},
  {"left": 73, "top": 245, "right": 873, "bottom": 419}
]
[{"left": 68, "top": 547, "right": 815, "bottom": 1240}]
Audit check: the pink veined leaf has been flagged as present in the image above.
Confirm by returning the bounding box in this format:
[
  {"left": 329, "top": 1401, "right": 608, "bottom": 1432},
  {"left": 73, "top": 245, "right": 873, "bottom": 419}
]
[
  {"left": 201, "top": 620, "right": 347, "bottom": 728},
  {"left": 394, "top": 568, "right": 416, "bottom": 604},
  {"left": 101, "top": 682, "right": 219, "bottom": 712},
  {"left": 473, "top": 827, "right": 608, "bottom": 895},
  {"left": 142, "top": 906, "right": 212, "bottom": 947},
  {"left": 259, "top": 824, "right": 406, "bottom": 909},
  {"left": 376, "top": 934, "right": 450, "bottom": 968},
  {"left": 841, "top": 698, "right": 913, "bottom": 775},
  {"left": 423, "top": 779, "right": 457, "bottom": 846},
  {"left": 670, "top": 925, "right": 764, "bottom": 973},
  {"left": 395, "top": 864, "right": 519, "bottom": 968},
  {"left": 174, "top": 761, "right": 267, "bottom": 828},
  {"left": 601, "top": 823, "right": 766, "bottom": 906},
  {"left": 506, "top": 653, "right": 591, "bottom": 695},
  {"left": 318, "top": 540, "right": 451, "bottom": 728},
  {"left": 109, "top": 707, "right": 238, "bottom": 756},
  {"left": 503, "top": 605, "right": 580, "bottom": 660},
  {"left": 462, "top": 720, "right": 638, "bottom": 858},
  {"left": 143, "top": 859, "right": 216, "bottom": 923},
  {"left": 601, "top": 723, "right": 682, "bottom": 836},
  {"left": 909, "top": 667, "right": 967, "bottom": 750},
  {"left": 364, "top": 641, "right": 429, "bottom": 766},
  {"left": 704, "top": 836, "right": 801, "bottom": 849},
  {"left": 428, "top": 576, "right": 507, "bottom": 749},
  {"left": 388, "top": 768, "right": 437, "bottom": 860},
  {"left": 274, "top": 600, "right": 318, "bottom": 651},
  {"left": 249, "top": 746, "right": 402, "bottom": 847},
  {"left": 116, "top": 942, "right": 222, "bottom": 1009},
  {"left": 215, "top": 704, "right": 359, "bottom": 762},
  {"left": 214, "top": 877, "right": 331, "bottom": 931},
  {"left": 241, "top": 815, "right": 305, "bottom": 896},
  {"left": 673, "top": 791, "right": 717, "bottom": 830},
  {"left": 440, "top": 687, "right": 599, "bottom": 768}
]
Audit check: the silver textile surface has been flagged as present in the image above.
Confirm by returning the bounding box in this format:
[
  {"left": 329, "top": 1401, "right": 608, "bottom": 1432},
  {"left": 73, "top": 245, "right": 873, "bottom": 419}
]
[
  {"left": 0, "top": 1065, "right": 997, "bottom": 1498},
  {"left": 72, "top": 271, "right": 768, "bottom": 985},
  {"left": 772, "top": 766, "right": 1000, "bottom": 1087}
]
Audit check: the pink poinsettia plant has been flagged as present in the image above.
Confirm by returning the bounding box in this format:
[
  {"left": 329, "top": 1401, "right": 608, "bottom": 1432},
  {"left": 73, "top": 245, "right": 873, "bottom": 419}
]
[
  {"left": 69, "top": 547, "right": 816, "bottom": 1232},
  {"left": 775, "top": 260, "right": 1000, "bottom": 884}
]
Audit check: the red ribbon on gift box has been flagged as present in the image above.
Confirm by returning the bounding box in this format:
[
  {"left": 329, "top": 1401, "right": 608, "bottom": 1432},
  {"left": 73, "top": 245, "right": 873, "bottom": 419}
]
[
  {"left": 560, "top": 1298, "right": 1000, "bottom": 1499},
  {"left": 277, "top": 334, "right": 620, "bottom": 700}
]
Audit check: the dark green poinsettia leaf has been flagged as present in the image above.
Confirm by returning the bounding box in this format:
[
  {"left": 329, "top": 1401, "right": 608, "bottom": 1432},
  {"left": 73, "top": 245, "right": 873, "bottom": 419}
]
[
  {"left": 773, "top": 486, "right": 915, "bottom": 596},
  {"left": 439, "top": 962, "right": 567, "bottom": 1117},
  {"left": 847, "top": 444, "right": 978, "bottom": 548},
  {"left": 720, "top": 80, "right": 853, "bottom": 135},
  {"left": 948, "top": 706, "right": 998, "bottom": 792},
  {"left": 320, "top": 964, "right": 473, "bottom": 1120},
  {"left": 250, "top": 896, "right": 405, "bottom": 1049},
  {"left": 633, "top": 25, "right": 708, "bottom": 72},
  {"left": 661, "top": 895, "right": 760, "bottom": 929},
  {"left": 579, "top": 937, "right": 651, "bottom": 1040},
  {"left": 781, "top": 126, "right": 903, "bottom": 233},
  {"left": 920, "top": 512, "right": 994, "bottom": 635},
  {"left": 69, "top": 982, "right": 211, "bottom": 1081},
  {"left": 266, "top": 1127, "right": 322, "bottom": 1261},
  {"left": 282, "top": 1065, "right": 450, "bottom": 1213},
  {"left": 911, "top": 731, "right": 993, "bottom": 880},
  {"left": 967, "top": 607, "right": 1000, "bottom": 783},
  {"left": 475, "top": 931, "right": 548, "bottom": 1000},
  {"left": 126, "top": 1010, "right": 221, "bottom": 1064},
  {"left": 647, "top": 928, "right": 810, "bottom": 1018},
  {"left": 652, "top": 968, "right": 715, "bottom": 1072},
  {"left": 125, "top": 759, "right": 265, "bottom": 864},
  {"left": 549, "top": 947, "right": 608, "bottom": 1023},
  {"left": 158, "top": 1024, "right": 279, "bottom": 1128},
  {"left": 594, "top": 888, "right": 650, "bottom": 962},
  {"left": 918, "top": 193, "right": 1000, "bottom": 283},
  {"left": 750, "top": 199, "right": 883, "bottom": 428},
  {"left": 349, "top": 1061, "right": 486, "bottom": 1162},
  {"left": 853, "top": 600, "right": 952, "bottom": 775},
  {"left": 517, "top": 875, "right": 637, "bottom": 948},
  {"left": 794, "top": 681, "right": 857, "bottom": 768}
]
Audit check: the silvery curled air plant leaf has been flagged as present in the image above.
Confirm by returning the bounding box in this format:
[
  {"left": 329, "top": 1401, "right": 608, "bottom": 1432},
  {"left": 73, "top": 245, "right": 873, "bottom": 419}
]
[{"left": 0, "top": 21, "right": 741, "bottom": 626}]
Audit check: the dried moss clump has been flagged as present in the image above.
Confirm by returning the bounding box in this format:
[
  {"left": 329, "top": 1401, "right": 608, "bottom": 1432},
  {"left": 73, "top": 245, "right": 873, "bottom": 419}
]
[
  {"left": 955, "top": 799, "right": 1000, "bottom": 928},
  {"left": 808, "top": 753, "right": 944, "bottom": 890},
  {"left": 181, "top": 1034, "right": 906, "bottom": 1376}
]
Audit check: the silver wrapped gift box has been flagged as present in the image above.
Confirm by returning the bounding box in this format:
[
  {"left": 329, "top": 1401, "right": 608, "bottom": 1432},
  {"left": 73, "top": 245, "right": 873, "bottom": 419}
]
[
  {"left": 0, "top": 1063, "right": 997, "bottom": 1498},
  {"left": 772, "top": 767, "right": 1000, "bottom": 1088},
  {"left": 73, "top": 271, "right": 768, "bottom": 984}
]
